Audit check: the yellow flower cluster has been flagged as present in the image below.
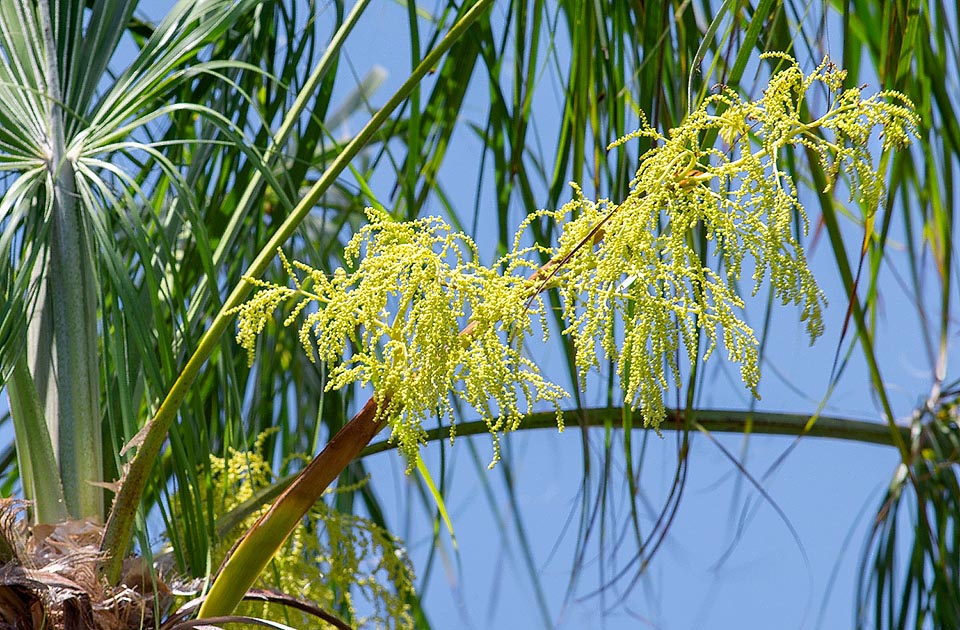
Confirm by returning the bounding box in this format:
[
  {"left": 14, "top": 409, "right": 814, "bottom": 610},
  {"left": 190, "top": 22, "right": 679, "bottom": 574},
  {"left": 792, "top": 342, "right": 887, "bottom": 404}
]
[
  {"left": 233, "top": 209, "right": 567, "bottom": 467},
  {"left": 209, "top": 433, "right": 415, "bottom": 629},
  {"left": 233, "top": 55, "right": 918, "bottom": 456},
  {"left": 550, "top": 54, "right": 917, "bottom": 431}
]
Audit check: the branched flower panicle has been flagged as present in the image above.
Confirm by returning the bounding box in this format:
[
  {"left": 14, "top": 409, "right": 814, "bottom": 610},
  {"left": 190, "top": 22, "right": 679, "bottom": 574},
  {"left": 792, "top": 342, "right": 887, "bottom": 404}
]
[
  {"left": 551, "top": 55, "right": 918, "bottom": 432},
  {"left": 233, "top": 208, "right": 567, "bottom": 468},
  {"left": 234, "top": 55, "right": 917, "bottom": 459}
]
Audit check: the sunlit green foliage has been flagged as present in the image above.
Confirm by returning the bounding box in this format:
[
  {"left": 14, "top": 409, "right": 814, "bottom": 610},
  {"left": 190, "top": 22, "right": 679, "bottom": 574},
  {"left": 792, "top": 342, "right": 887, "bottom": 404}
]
[{"left": 0, "top": 0, "right": 944, "bottom": 625}]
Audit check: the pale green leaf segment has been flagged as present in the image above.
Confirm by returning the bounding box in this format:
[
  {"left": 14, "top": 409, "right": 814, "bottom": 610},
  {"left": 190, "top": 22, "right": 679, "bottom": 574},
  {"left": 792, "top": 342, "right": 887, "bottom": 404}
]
[{"left": 236, "top": 55, "right": 919, "bottom": 465}]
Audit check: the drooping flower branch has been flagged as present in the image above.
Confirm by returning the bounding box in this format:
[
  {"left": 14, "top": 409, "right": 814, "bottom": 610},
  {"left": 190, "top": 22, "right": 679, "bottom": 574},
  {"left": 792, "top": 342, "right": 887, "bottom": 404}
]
[
  {"left": 234, "top": 215, "right": 567, "bottom": 467},
  {"left": 233, "top": 55, "right": 919, "bottom": 465},
  {"left": 546, "top": 53, "right": 918, "bottom": 429}
]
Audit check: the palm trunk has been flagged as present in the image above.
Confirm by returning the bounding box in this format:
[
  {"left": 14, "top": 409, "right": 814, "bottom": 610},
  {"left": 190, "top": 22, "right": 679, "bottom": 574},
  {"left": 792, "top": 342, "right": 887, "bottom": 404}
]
[{"left": 36, "top": 0, "right": 102, "bottom": 521}]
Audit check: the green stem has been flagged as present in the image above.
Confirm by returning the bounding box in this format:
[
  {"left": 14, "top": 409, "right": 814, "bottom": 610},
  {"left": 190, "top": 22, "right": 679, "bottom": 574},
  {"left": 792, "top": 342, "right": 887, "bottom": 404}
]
[
  {"left": 100, "top": 0, "right": 495, "bottom": 585},
  {"left": 363, "top": 407, "right": 913, "bottom": 455}
]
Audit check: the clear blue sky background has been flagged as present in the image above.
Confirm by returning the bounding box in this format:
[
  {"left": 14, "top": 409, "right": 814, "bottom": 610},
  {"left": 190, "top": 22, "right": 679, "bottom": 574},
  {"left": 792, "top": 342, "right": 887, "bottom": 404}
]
[{"left": 1, "top": 2, "right": 949, "bottom": 629}]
